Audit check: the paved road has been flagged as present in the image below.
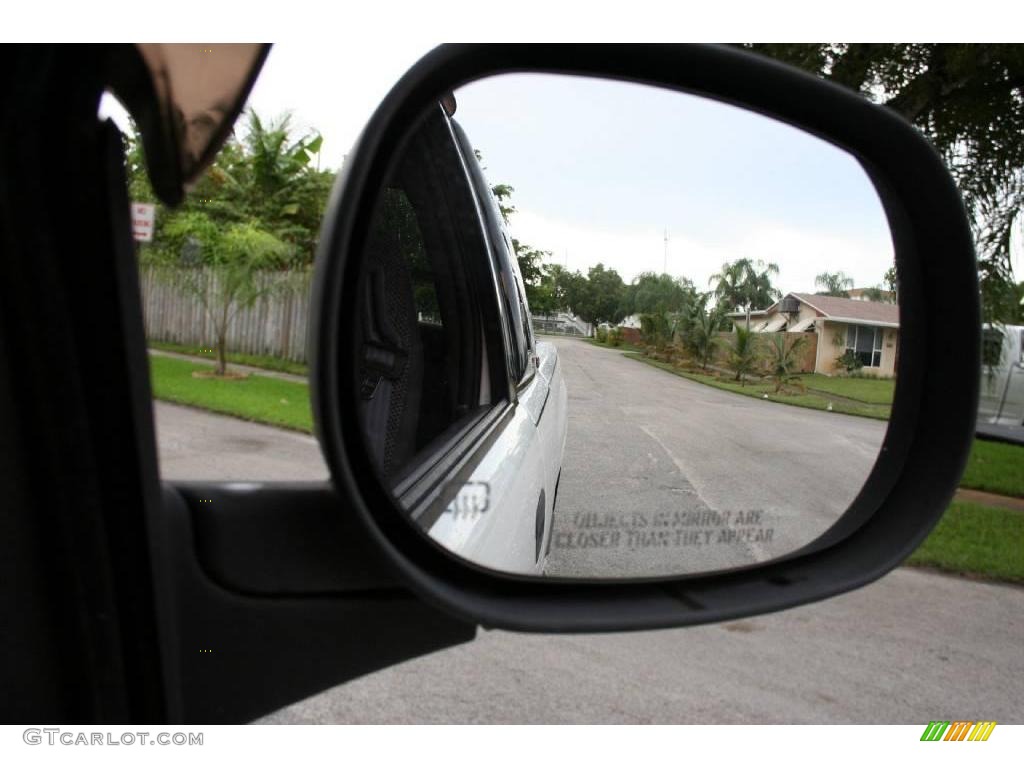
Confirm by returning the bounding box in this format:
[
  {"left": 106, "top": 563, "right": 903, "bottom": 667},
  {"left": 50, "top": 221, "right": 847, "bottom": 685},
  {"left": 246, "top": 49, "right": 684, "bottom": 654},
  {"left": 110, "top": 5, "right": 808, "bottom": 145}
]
[
  {"left": 547, "top": 338, "right": 888, "bottom": 578},
  {"left": 154, "top": 401, "right": 328, "bottom": 481},
  {"left": 254, "top": 566, "right": 1023, "bottom": 724},
  {"left": 150, "top": 398, "right": 1023, "bottom": 724}
]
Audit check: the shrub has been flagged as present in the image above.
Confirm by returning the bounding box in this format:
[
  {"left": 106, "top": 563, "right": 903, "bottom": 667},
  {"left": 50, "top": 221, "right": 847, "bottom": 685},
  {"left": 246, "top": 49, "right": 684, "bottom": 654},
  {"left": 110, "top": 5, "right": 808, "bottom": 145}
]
[
  {"left": 609, "top": 327, "right": 624, "bottom": 347},
  {"left": 835, "top": 349, "right": 864, "bottom": 374},
  {"left": 768, "top": 334, "right": 808, "bottom": 393},
  {"left": 595, "top": 327, "right": 609, "bottom": 344},
  {"left": 727, "top": 326, "right": 759, "bottom": 385}
]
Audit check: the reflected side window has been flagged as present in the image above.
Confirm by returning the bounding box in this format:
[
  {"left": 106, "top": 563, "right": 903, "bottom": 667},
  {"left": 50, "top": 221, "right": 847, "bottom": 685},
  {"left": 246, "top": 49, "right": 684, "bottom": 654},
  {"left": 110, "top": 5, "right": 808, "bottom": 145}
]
[
  {"left": 450, "top": 120, "right": 532, "bottom": 384},
  {"left": 355, "top": 107, "right": 505, "bottom": 484}
]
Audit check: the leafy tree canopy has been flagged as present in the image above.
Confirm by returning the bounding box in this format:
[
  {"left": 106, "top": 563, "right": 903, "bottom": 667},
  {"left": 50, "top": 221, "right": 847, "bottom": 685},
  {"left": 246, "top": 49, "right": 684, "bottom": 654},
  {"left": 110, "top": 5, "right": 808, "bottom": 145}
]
[
  {"left": 744, "top": 44, "right": 1024, "bottom": 323},
  {"left": 815, "top": 271, "right": 854, "bottom": 298},
  {"left": 621, "top": 272, "right": 698, "bottom": 316},
  {"left": 127, "top": 108, "right": 334, "bottom": 267},
  {"left": 709, "top": 258, "right": 781, "bottom": 320}
]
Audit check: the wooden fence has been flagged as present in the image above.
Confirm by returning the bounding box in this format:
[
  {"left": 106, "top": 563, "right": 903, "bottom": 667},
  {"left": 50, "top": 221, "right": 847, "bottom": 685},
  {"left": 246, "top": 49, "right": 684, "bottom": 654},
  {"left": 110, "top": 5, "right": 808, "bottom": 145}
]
[{"left": 139, "top": 266, "right": 314, "bottom": 362}]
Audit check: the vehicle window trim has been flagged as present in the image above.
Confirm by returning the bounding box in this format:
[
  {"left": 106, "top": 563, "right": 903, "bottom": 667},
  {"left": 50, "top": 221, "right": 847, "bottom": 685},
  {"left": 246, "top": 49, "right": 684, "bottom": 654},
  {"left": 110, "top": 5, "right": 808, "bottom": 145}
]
[
  {"left": 449, "top": 119, "right": 529, "bottom": 388},
  {"left": 396, "top": 399, "right": 516, "bottom": 530}
]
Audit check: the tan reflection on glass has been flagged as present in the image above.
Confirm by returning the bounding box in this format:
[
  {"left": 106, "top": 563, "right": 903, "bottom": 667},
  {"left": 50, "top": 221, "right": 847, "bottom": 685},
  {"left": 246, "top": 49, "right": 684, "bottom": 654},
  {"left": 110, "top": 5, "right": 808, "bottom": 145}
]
[{"left": 135, "top": 43, "right": 266, "bottom": 185}]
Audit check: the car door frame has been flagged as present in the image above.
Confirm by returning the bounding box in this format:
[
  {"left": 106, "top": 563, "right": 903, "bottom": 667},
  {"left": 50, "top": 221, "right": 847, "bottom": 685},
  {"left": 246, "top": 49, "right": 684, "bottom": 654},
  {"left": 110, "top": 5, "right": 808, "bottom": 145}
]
[{"left": 0, "top": 44, "right": 478, "bottom": 725}]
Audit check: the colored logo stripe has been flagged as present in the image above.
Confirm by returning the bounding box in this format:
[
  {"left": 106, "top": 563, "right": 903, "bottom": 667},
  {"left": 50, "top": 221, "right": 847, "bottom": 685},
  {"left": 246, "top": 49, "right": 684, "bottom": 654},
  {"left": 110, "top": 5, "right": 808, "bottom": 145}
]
[
  {"left": 969, "top": 722, "right": 997, "bottom": 741},
  {"left": 921, "top": 722, "right": 949, "bottom": 741},
  {"left": 944, "top": 722, "right": 973, "bottom": 741},
  {"left": 920, "top": 721, "right": 996, "bottom": 741}
]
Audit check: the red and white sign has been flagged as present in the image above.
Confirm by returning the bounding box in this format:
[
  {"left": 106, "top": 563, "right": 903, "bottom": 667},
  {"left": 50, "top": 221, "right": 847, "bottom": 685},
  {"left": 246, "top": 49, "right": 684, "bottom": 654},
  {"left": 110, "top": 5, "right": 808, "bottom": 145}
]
[{"left": 131, "top": 202, "right": 156, "bottom": 242}]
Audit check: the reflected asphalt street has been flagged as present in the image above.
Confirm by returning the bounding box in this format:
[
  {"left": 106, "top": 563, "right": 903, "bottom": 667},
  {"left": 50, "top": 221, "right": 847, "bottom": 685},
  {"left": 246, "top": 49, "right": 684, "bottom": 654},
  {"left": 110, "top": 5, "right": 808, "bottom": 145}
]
[{"left": 546, "top": 337, "right": 888, "bottom": 578}]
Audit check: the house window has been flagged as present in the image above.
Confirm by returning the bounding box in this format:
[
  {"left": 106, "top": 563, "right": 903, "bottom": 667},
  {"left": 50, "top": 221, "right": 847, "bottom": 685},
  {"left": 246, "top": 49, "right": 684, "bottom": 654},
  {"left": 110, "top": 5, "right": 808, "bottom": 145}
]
[{"left": 846, "top": 325, "right": 884, "bottom": 367}]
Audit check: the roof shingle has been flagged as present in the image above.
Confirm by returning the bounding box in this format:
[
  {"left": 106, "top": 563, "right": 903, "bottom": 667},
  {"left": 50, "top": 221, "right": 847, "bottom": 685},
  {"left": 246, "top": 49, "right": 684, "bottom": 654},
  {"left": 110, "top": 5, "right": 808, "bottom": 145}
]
[{"left": 789, "top": 293, "right": 899, "bottom": 326}]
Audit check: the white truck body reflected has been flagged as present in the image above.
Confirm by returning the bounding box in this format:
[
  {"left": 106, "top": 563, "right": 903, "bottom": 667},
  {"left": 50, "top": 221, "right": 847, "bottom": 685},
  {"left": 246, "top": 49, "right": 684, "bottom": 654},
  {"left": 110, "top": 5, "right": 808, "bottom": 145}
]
[
  {"left": 427, "top": 340, "right": 568, "bottom": 575},
  {"left": 979, "top": 324, "right": 1024, "bottom": 426}
]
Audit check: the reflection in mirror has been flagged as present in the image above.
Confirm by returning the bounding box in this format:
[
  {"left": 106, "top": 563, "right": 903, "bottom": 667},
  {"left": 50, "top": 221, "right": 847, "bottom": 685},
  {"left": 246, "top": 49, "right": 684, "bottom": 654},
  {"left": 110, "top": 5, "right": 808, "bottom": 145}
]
[{"left": 350, "top": 74, "right": 897, "bottom": 580}]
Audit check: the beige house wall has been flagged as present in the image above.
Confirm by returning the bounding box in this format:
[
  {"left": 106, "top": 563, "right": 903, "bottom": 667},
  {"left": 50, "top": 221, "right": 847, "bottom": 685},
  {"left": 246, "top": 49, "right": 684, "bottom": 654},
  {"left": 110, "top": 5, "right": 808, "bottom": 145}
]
[
  {"left": 815, "top": 320, "right": 898, "bottom": 377},
  {"left": 816, "top": 320, "right": 844, "bottom": 375},
  {"left": 879, "top": 327, "right": 898, "bottom": 376},
  {"left": 793, "top": 302, "right": 820, "bottom": 328}
]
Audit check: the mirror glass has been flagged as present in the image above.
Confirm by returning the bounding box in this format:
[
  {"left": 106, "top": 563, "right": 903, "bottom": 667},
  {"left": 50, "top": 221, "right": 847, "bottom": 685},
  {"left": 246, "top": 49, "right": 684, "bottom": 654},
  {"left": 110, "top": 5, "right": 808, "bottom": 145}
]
[{"left": 349, "top": 73, "right": 897, "bottom": 579}]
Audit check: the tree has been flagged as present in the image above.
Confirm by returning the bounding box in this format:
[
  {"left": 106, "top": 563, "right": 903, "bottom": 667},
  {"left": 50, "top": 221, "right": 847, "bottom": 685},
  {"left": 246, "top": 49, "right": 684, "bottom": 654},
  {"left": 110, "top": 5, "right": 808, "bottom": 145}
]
[
  {"left": 153, "top": 212, "right": 295, "bottom": 375},
  {"left": 728, "top": 326, "right": 760, "bottom": 384},
  {"left": 709, "top": 259, "right": 749, "bottom": 313},
  {"left": 744, "top": 44, "right": 1024, "bottom": 324},
  {"left": 623, "top": 272, "right": 698, "bottom": 316},
  {"left": 127, "top": 108, "right": 336, "bottom": 373},
  {"left": 473, "top": 149, "right": 517, "bottom": 224},
  {"left": 552, "top": 266, "right": 590, "bottom": 317},
  {"left": 766, "top": 334, "right": 808, "bottom": 393},
  {"left": 490, "top": 183, "right": 516, "bottom": 223},
  {"left": 512, "top": 239, "right": 556, "bottom": 314},
  {"left": 745, "top": 260, "right": 782, "bottom": 310},
  {"left": 127, "top": 109, "right": 335, "bottom": 267},
  {"left": 815, "top": 271, "right": 854, "bottom": 298},
  {"left": 686, "top": 305, "right": 723, "bottom": 370},
  {"left": 576, "top": 264, "right": 627, "bottom": 330},
  {"left": 883, "top": 265, "right": 898, "bottom": 299},
  {"left": 233, "top": 110, "right": 330, "bottom": 263},
  {"left": 710, "top": 258, "right": 780, "bottom": 328},
  {"left": 859, "top": 285, "right": 895, "bottom": 303}
]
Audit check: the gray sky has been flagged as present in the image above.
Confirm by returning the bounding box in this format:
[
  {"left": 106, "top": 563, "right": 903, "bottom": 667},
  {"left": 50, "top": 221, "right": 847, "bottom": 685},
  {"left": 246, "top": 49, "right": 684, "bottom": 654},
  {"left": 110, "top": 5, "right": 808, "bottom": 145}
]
[{"left": 454, "top": 73, "right": 894, "bottom": 294}]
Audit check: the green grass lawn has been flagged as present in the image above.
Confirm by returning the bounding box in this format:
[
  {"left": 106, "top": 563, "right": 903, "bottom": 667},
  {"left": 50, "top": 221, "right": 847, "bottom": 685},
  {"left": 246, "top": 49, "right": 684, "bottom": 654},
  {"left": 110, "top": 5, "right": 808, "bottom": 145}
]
[
  {"left": 149, "top": 340, "right": 309, "bottom": 377},
  {"left": 907, "top": 501, "right": 1024, "bottom": 583},
  {"left": 959, "top": 439, "right": 1024, "bottom": 498},
  {"left": 801, "top": 373, "right": 895, "bottom": 405},
  {"left": 624, "top": 353, "right": 891, "bottom": 420},
  {"left": 149, "top": 355, "right": 313, "bottom": 433}
]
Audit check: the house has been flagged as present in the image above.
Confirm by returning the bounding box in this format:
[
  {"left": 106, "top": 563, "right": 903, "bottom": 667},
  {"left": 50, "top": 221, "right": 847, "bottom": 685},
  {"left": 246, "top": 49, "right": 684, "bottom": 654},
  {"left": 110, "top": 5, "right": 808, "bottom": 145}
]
[{"left": 728, "top": 292, "right": 899, "bottom": 376}]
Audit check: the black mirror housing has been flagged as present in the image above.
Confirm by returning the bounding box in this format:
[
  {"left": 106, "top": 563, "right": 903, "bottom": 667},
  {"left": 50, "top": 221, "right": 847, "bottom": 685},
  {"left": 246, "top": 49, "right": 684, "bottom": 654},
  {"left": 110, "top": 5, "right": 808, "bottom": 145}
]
[{"left": 310, "top": 44, "right": 979, "bottom": 632}]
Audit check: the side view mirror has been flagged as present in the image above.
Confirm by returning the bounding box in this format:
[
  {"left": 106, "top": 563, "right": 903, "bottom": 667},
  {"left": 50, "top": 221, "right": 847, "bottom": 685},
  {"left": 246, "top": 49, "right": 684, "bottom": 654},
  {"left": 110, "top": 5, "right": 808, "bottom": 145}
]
[{"left": 310, "top": 45, "right": 979, "bottom": 631}]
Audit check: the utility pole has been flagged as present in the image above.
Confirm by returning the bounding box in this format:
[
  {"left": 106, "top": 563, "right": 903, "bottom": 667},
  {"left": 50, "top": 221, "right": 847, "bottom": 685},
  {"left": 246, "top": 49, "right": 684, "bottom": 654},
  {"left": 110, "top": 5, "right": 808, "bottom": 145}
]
[{"left": 663, "top": 228, "right": 668, "bottom": 275}]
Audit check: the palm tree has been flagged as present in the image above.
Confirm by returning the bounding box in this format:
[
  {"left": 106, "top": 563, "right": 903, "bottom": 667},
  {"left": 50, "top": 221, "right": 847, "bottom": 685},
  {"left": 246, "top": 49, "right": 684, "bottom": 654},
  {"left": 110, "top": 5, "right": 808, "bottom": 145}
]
[
  {"left": 767, "top": 334, "right": 808, "bottom": 393},
  {"left": 245, "top": 111, "right": 322, "bottom": 199},
  {"left": 815, "top": 271, "right": 854, "bottom": 298},
  {"left": 710, "top": 258, "right": 781, "bottom": 329},
  {"left": 709, "top": 259, "right": 750, "bottom": 314},
  {"left": 728, "top": 326, "right": 759, "bottom": 384},
  {"left": 745, "top": 260, "right": 781, "bottom": 310},
  {"left": 241, "top": 110, "right": 326, "bottom": 258},
  {"left": 687, "top": 306, "right": 722, "bottom": 369}
]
